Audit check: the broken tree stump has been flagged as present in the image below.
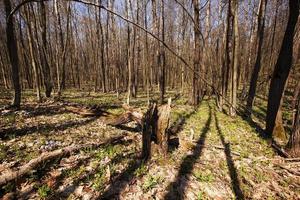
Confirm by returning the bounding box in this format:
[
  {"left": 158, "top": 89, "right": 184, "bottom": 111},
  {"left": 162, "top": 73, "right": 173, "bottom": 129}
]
[
  {"left": 141, "top": 98, "right": 172, "bottom": 160},
  {"left": 142, "top": 103, "right": 158, "bottom": 160},
  {"left": 156, "top": 98, "right": 172, "bottom": 156}
]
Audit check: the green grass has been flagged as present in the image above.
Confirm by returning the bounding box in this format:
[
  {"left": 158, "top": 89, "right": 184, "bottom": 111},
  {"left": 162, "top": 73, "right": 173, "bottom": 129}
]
[
  {"left": 0, "top": 143, "right": 8, "bottom": 160},
  {"left": 134, "top": 163, "right": 148, "bottom": 177},
  {"left": 193, "top": 169, "right": 214, "bottom": 183},
  {"left": 95, "top": 144, "right": 122, "bottom": 161},
  {"left": 92, "top": 167, "right": 106, "bottom": 191},
  {"left": 37, "top": 184, "right": 52, "bottom": 199},
  {"left": 142, "top": 175, "right": 163, "bottom": 192}
]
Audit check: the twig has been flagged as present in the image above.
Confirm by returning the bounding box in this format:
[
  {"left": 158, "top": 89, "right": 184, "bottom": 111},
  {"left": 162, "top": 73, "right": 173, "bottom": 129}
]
[{"left": 276, "top": 165, "right": 300, "bottom": 176}]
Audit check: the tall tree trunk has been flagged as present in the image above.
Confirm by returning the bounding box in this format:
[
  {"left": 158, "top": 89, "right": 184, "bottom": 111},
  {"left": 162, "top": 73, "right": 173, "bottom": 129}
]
[
  {"left": 191, "top": 0, "right": 201, "bottom": 106},
  {"left": 99, "top": 0, "right": 106, "bottom": 93},
  {"left": 265, "top": 0, "right": 299, "bottom": 136},
  {"left": 0, "top": 50, "right": 9, "bottom": 89},
  {"left": 246, "top": 0, "right": 268, "bottom": 116},
  {"left": 4, "top": 0, "right": 21, "bottom": 108},
  {"left": 292, "top": 81, "right": 300, "bottom": 125},
  {"left": 159, "top": 0, "right": 165, "bottom": 104},
  {"left": 40, "top": 1, "right": 53, "bottom": 97},
  {"left": 25, "top": 6, "right": 42, "bottom": 102},
  {"left": 286, "top": 88, "right": 300, "bottom": 157},
  {"left": 230, "top": 0, "right": 239, "bottom": 117},
  {"left": 126, "top": 0, "right": 132, "bottom": 104}
]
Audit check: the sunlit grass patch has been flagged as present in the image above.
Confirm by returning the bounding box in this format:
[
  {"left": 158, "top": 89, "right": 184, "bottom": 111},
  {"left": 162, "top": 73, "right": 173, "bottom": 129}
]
[
  {"left": 37, "top": 184, "right": 52, "bottom": 199},
  {"left": 193, "top": 169, "right": 214, "bottom": 183},
  {"left": 142, "top": 174, "right": 164, "bottom": 192}
]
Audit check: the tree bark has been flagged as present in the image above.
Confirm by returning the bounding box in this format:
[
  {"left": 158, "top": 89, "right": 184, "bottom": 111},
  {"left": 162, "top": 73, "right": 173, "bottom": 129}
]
[
  {"left": 265, "top": 0, "right": 299, "bottom": 136},
  {"left": 25, "top": 6, "right": 42, "bottom": 102},
  {"left": 246, "top": 0, "right": 268, "bottom": 116},
  {"left": 4, "top": 0, "right": 21, "bottom": 108},
  {"left": 126, "top": 0, "right": 132, "bottom": 105},
  {"left": 39, "top": 1, "right": 53, "bottom": 97},
  {"left": 191, "top": 0, "right": 201, "bottom": 106},
  {"left": 286, "top": 88, "right": 300, "bottom": 157},
  {"left": 159, "top": 0, "right": 166, "bottom": 104},
  {"left": 230, "top": 0, "right": 239, "bottom": 117}
]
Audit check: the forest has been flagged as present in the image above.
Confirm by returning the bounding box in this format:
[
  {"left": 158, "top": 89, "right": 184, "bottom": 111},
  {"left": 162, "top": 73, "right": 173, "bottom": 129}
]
[{"left": 0, "top": 0, "right": 299, "bottom": 199}]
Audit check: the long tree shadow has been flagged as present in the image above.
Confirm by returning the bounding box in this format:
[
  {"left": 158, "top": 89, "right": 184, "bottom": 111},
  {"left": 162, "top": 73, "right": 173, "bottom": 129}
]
[
  {"left": 214, "top": 111, "right": 245, "bottom": 200},
  {"left": 97, "top": 157, "right": 143, "bottom": 199},
  {"left": 241, "top": 115, "right": 269, "bottom": 140},
  {"left": 0, "top": 117, "right": 98, "bottom": 140},
  {"left": 164, "top": 103, "right": 212, "bottom": 200}
]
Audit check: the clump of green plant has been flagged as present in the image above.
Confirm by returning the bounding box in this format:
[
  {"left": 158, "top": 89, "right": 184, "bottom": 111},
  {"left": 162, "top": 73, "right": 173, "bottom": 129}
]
[
  {"left": 96, "top": 144, "right": 121, "bottom": 160},
  {"left": 197, "top": 191, "right": 206, "bottom": 200},
  {"left": 142, "top": 175, "right": 163, "bottom": 192},
  {"left": 254, "top": 169, "right": 267, "bottom": 184},
  {"left": 92, "top": 167, "right": 106, "bottom": 191},
  {"left": 3, "top": 182, "right": 15, "bottom": 193},
  {"left": 134, "top": 163, "right": 148, "bottom": 177},
  {"left": 64, "top": 165, "right": 86, "bottom": 178},
  {"left": 0, "top": 143, "right": 8, "bottom": 160},
  {"left": 3, "top": 113, "right": 16, "bottom": 126},
  {"left": 11, "top": 145, "right": 23, "bottom": 159},
  {"left": 37, "top": 184, "right": 51, "bottom": 198},
  {"left": 193, "top": 169, "right": 214, "bottom": 183},
  {"left": 24, "top": 151, "right": 39, "bottom": 162}
]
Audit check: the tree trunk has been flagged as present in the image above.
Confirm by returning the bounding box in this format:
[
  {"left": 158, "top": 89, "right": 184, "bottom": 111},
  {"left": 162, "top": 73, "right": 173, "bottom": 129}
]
[
  {"left": 4, "top": 0, "right": 21, "bottom": 108},
  {"left": 286, "top": 88, "right": 300, "bottom": 157},
  {"left": 191, "top": 0, "right": 201, "bottom": 106},
  {"left": 40, "top": 1, "right": 53, "bottom": 97},
  {"left": 230, "top": 0, "right": 239, "bottom": 117},
  {"left": 25, "top": 6, "right": 42, "bottom": 102},
  {"left": 292, "top": 81, "right": 300, "bottom": 126},
  {"left": 159, "top": 0, "right": 166, "bottom": 104},
  {"left": 246, "top": 0, "right": 268, "bottom": 116},
  {"left": 126, "top": 0, "right": 132, "bottom": 105},
  {"left": 99, "top": 0, "right": 106, "bottom": 93},
  {"left": 0, "top": 53, "right": 9, "bottom": 89},
  {"left": 265, "top": 0, "right": 299, "bottom": 136},
  {"left": 142, "top": 103, "right": 158, "bottom": 160},
  {"left": 156, "top": 98, "right": 171, "bottom": 155}
]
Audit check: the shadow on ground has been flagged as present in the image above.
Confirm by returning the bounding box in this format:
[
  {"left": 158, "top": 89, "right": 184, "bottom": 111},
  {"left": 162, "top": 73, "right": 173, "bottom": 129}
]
[
  {"left": 164, "top": 102, "right": 212, "bottom": 200},
  {"left": 214, "top": 110, "right": 245, "bottom": 200},
  {"left": 0, "top": 117, "right": 98, "bottom": 140}
]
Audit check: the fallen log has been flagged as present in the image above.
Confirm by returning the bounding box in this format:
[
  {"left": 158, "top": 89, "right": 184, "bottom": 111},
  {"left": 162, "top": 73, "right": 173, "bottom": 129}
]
[
  {"left": 0, "top": 136, "right": 125, "bottom": 187},
  {"left": 65, "top": 105, "right": 110, "bottom": 117},
  {"left": 105, "top": 104, "right": 143, "bottom": 126}
]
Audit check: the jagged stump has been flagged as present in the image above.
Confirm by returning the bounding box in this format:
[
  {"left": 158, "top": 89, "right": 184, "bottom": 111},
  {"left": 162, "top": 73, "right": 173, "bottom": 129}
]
[{"left": 142, "top": 98, "right": 171, "bottom": 160}]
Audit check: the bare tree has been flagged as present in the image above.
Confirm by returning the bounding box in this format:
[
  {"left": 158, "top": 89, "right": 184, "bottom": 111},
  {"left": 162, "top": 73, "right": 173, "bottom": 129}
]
[
  {"left": 4, "top": 0, "right": 21, "bottom": 108},
  {"left": 265, "top": 0, "right": 299, "bottom": 137},
  {"left": 246, "top": 0, "right": 268, "bottom": 116}
]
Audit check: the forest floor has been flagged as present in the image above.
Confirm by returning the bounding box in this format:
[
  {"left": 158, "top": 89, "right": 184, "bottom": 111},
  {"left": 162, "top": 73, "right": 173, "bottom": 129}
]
[{"left": 0, "top": 89, "right": 299, "bottom": 200}]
